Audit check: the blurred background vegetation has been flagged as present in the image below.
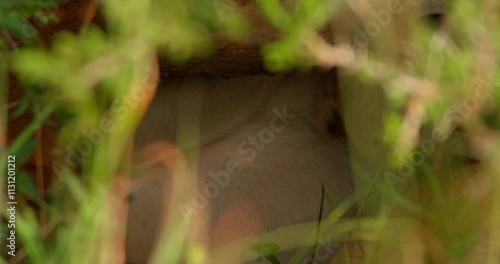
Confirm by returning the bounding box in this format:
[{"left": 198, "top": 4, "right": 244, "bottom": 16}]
[{"left": 1, "top": 0, "right": 499, "bottom": 263}]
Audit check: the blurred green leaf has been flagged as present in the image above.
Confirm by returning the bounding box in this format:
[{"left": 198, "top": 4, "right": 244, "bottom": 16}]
[
  {"left": 14, "top": 138, "right": 37, "bottom": 164},
  {"left": 17, "top": 170, "right": 40, "bottom": 200},
  {"left": 10, "top": 92, "right": 31, "bottom": 120},
  {"left": 255, "top": 0, "right": 292, "bottom": 31},
  {"left": 251, "top": 243, "right": 281, "bottom": 264}
]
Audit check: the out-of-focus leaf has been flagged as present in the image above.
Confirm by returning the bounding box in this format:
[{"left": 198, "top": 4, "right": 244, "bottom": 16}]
[
  {"left": 251, "top": 243, "right": 280, "bottom": 256},
  {"left": 255, "top": 0, "right": 292, "bottom": 31},
  {"left": 293, "top": 0, "right": 343, "bottom": 29},
  {"left": 251, "top": 243, "right": 281, "bottom": 264},
  {"left": 261, "top": 39, "right": 307, "bottom": 72},
  {"left": 10, "top": 93, "right": 31, "bottom": 120},
  {"left": 15, "top": 138, "right": 37, "bottom": 164},
  {"left": 220, "top": 11, "right": 249, "bottom": 38},
  {"left": 17, "top": 170, "right": 40, "bottom": 200}
]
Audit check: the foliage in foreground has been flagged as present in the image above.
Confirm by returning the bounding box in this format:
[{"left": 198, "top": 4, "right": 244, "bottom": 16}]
[{"left": 1, "top": 0, "right": 499, "bottom": 263}]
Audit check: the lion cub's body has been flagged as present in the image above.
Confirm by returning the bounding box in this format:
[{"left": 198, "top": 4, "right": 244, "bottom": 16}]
[{"left": 126, "top": 74, "right": 353, "bottom": 263}]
